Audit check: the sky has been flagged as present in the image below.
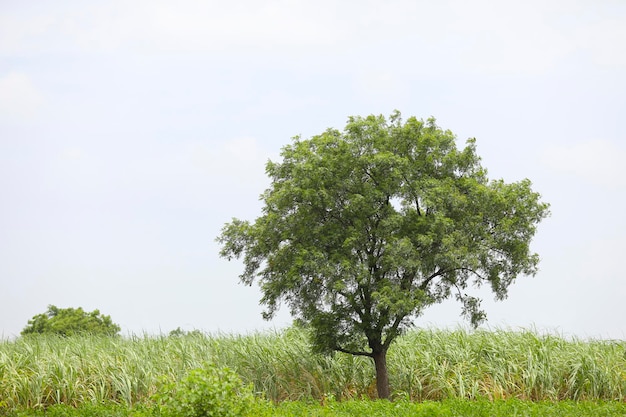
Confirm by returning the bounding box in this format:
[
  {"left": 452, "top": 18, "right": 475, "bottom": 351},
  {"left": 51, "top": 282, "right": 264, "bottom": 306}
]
[{"left": 1, "top": 0, "right": 625, "bottom": 340}]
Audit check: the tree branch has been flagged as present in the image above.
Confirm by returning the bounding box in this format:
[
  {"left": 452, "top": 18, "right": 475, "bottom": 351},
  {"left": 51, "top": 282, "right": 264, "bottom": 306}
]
[
  {"left": 419, "top": 269, "right": 446, "bottom": 291},
  {"left": 334, "top": 345, "right": 373, "bottom": 357},
  {"left": 382, "top": 314, "right": 405, "bottom": 349},
  {"left": 336, "top": 289, "right": 365, "bottom": 322},
  {"left": 419, "top": 266, "right": 487, "bottom": 293}
]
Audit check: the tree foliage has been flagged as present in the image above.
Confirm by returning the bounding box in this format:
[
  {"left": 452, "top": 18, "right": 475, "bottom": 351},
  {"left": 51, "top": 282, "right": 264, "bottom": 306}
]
[
  {"left": 217, "top": 111, "right": 550, "bottom": 398},
  {"left": 21, "top": 305, "right": 121, "bottom": 336}
]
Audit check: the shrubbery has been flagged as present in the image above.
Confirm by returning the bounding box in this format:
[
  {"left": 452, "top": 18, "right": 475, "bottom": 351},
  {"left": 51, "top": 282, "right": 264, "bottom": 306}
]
[
  {"left": 21, "top": 305, "right": 120, "bottom": 336},
  {"left": 153, "top": 363, "right": 255, "bottom": 417}
]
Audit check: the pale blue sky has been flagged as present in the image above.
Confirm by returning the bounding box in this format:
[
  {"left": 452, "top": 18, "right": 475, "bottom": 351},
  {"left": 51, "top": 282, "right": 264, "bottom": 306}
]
[{"left": 1, "top": 0, "right": 625, "bottom": 339}]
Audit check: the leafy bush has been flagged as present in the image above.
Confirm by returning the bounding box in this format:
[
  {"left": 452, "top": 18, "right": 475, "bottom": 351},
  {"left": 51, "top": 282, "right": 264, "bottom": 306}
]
[
  {"left": 21, "top": 305, "right": 120, "bottom": 336},
  {"left": 153, "top": 363, "right": 255, "bottom": 417}
]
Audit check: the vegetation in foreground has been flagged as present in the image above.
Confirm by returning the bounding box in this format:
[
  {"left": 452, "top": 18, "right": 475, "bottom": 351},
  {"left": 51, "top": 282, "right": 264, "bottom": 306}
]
[
  {"left": 3, "top": 399, "right": 626, "bottom": 417},
  {"left": 1, "top": 327, "right": 624, "bottom": 412}
]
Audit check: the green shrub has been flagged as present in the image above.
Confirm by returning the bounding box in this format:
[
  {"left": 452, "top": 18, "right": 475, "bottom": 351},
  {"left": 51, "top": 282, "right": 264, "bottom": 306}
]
[
  {"left": 21, "top": 305, "right": 120, "bottom": 337},
  {"left": 153, "top": 363, "right": 254, "bottom": 417}
]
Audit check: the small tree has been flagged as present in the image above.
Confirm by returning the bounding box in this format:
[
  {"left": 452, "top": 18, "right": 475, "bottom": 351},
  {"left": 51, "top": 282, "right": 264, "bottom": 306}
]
[
  {"left": 21, "top": 305, "right": 121, "bottom": 336},
  {"left": 217, "top": 112, "right": 549, "bottom": 399}
]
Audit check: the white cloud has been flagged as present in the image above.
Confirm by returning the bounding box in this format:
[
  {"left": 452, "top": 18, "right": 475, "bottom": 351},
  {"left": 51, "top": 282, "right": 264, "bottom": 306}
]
[
  {"left": 568, "top": 235, "right": 626, "bottom": 338},
  {"left": 542, "top": 139, "right": 626, "bottom": 188},
  {"left": 48, "top": 0, "right": 350, "bottom": 53},
  {"left": 0, "top": 72, "right": 44, "bottom": 121},
  {"left": 0, "top": 13, "right": 55, "bottom": 54},
  {"left": 191, "top": 137, "right": 271, "bottom": 184},
  {"left": 577, "top": 17, "right": 626, "bottom": 68},
  {"left": 353, "top": 70, "right": 409, "bottom": 103},
  {"left": 60, "top": 147, "right": 85, "bottom": 161},
  {"left": 222, "top": 137, "right": 266, "bottom": 164},
  {"left": 446, "top": 1, "right": 590, "bottom": 74},
  {"left": 3, "top": 0, "right": 625, "bottom": 75}
]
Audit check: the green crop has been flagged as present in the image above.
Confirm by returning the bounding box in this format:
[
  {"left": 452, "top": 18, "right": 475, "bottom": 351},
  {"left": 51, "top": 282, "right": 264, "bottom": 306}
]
[{"left": 0, "top": 327, "right": 624, "bottom": 410}]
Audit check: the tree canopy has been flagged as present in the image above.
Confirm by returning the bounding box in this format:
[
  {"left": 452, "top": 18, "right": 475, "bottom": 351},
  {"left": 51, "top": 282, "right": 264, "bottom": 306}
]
[
  {"left": 217, "top": 111, "right": 550, "bottom": 398},
  {"left": 21, "top": 305, "right": 121, "bottom": 336}
]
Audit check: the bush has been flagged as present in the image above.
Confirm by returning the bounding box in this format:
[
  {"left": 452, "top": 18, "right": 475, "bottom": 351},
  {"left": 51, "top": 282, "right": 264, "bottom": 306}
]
[
  {"left": 21, "top": 305, "right": 120, "bottom": 336},
  {"left": 153, "top": 363, "right": 255, "bottom": 417}
]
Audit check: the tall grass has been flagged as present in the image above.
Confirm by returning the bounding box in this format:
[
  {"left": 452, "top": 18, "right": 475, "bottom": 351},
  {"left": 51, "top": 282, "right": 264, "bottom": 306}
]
[
  {"left": 391, "top": 329, "right": 625, "bottom": 401},
  {"left": 0, "top": 328, "right": 624, "bottom": 408}
]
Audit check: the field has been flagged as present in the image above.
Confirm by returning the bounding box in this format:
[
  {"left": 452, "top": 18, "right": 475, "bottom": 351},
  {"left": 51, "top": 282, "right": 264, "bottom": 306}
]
[
  {"left": 4, "top": 398, "right": 626, "bottom": 417},
  {"left": 1, "top": 328, "right": 624, "bottom": 416}
]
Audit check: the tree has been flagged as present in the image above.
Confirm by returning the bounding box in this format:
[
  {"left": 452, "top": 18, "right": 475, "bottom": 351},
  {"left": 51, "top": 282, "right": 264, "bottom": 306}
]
[
  {"left": 21, "top": 305, "right": 121, "bottom": 336},
  {"left": 217, "top": 111, "right": 550, "bottom": 399}
]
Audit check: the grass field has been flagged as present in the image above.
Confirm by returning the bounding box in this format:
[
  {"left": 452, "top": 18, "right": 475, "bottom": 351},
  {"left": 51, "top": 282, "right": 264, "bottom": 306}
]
[
  {"left": 0, "top": 327, "right": 624, "bottom": 415},
  {"left": 4, "top": 398, "right": 626, "bottom": 417}
]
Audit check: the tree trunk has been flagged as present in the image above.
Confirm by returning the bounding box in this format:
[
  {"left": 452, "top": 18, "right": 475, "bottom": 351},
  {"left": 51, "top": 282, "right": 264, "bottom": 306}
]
[{"left": 372, "top": 349, "right": 390, "bottom": 399}]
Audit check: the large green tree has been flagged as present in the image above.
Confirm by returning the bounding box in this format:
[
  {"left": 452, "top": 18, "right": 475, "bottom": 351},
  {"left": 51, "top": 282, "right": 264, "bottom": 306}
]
[
  {"left": 21, "top": 305, "right": 121, "bottom": 336},
  {"left": 218, "top": 112, "right": 549, "bottom": 399}
]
